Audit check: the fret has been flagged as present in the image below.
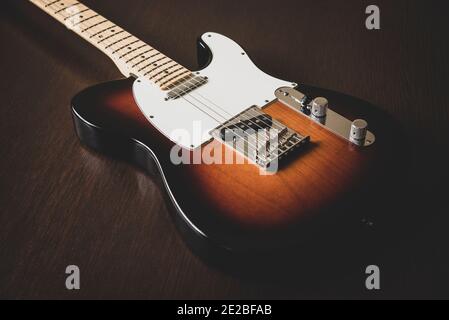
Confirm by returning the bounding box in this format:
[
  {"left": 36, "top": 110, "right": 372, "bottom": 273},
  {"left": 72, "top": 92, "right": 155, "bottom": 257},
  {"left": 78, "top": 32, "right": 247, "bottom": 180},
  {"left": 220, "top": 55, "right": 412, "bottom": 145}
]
[
  {"left": 63, "top": 8, "right": 89, "bottom": 21},
  {"left": 126, "top": 48, "right": 154, "bottom": 63},
  {"left": 78, "top": 16, "right": 109, "bottom": 33},
  {"left": 152, "top": 64, "right": 184, "bottom": 80},
  {"left": 143, "top": 62, "right": 173, "bottom": 77},
  {"left": 131, "top": 56, "right": 153, "bottom": 68},
  {"left": 165, "top": 64, "right": 186, "bottom": 75},
  {"left": 143, "top": 60, "right": 178, "bottom": 81},
  {"left": 159, "top": 70, "right": 192, "bottom": 90},
  {"left": 119, "top": 43, "right": 150, "bottom": 63},
  {"left": 28, "top": 0, "right": 192, "bottom": 89},
  {"left": 156, "top": 68, "right": 190, "bottom": 84},
  {"left": 45, "top": 0, "right": 61, "bottom": 7},
  {"left": 99, "top": 30, "right": 127, "bottom": 45},
  {"left": 146, "top": 51, "right": 163, "bottom": 60},
  {"left": 138, "top": 60, "right": 160, "bottom": 73},
  {"left": 55, "top": 2, "right": 80, "bottom": 14},
  {"left": 110, "top": 38, "right": 140, "bottom": 53},
  {"left": 148, "top": 55, "right": 170, "bottom": 67},
  {"left": 81, "top": 19, "right": 109, "bottom": 33},
  {"left": 89, "top": 24, "right": 116, "bottom": 38},
  {"left": 118, "top": 43, "right": 148, "bottom": 59},
  {"left": 137, "top": 54, "right": 166, "bottom": 73},
  {"left": 149, "top": 70, "right": 171, "bottom": 81},
  {"left": 72, "top": 13, "right": 100, "bottom": 28},
  {"left": 145, "top": 60, "right": 177, "bottom": 77}
]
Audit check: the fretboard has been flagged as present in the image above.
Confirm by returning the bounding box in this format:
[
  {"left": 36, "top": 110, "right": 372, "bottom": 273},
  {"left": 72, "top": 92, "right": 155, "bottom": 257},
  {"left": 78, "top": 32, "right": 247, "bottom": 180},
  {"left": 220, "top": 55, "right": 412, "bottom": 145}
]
[{"left": 29, "top": 0, "right": 192, "bottom": 90}]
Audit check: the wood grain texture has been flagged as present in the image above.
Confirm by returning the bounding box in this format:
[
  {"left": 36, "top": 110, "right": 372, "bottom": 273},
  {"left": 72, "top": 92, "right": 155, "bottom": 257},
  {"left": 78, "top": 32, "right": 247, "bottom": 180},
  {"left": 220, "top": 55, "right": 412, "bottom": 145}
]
[{"left": 1, "top": 0, "right": 448, "bottom": 299}]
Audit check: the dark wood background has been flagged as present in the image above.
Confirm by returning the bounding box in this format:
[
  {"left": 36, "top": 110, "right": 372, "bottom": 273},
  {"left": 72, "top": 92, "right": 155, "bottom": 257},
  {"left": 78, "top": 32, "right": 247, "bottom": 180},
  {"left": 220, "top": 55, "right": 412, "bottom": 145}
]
[{"left": 1, "top": 0, "right": 448, "bottom": 299}]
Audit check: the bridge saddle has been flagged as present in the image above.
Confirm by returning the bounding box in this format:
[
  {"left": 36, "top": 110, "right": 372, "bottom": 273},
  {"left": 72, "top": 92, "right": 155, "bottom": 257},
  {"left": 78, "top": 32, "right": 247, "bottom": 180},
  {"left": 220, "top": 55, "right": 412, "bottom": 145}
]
[{"left": 210, "top": 106, "right": 310, "bottom": 171}]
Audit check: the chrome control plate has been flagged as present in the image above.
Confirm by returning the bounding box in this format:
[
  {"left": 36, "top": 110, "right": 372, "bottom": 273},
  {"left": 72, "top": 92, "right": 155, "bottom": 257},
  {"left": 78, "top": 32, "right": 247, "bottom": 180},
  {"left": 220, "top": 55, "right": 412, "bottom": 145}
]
[{"left": 275, "top": 87, "right": 375, "bottom": 147}]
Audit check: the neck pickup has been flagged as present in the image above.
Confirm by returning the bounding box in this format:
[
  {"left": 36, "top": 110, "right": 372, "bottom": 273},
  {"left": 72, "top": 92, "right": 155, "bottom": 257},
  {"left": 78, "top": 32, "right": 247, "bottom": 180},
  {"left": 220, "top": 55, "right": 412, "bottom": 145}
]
[
  {"left": 166, "top": 75, "right": 208, "bottom": 100},
  {"left": 211, "top": 106, "right": 310, "bottom": 171}
]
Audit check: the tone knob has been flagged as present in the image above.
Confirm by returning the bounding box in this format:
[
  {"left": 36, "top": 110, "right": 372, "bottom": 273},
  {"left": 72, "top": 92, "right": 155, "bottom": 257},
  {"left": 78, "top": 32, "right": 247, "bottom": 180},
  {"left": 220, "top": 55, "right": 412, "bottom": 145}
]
[
  {"left": 311, "top": 97, "right": 328, "bottom": 118},
  {"left": 350, "top": 119, "right": 368, "bottom": 145}
]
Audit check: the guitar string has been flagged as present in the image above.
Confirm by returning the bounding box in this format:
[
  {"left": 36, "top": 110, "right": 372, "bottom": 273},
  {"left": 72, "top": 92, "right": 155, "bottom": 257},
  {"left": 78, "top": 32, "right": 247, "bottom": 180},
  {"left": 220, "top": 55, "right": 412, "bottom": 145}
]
[
  {"left": 172, "top": 78, "right": 303, "bottom": 147},
  {"left": 41, "top": 0, "right": 284, "bottom": 133},
  {"left": 41, "top": 0, "right": 278, "bottom": 132},
  {"left": 41, "top": 0, "right": 234, "bottom": 124},
  {"left": 42, "top": 0, "right": 299, "bottom": 157},
  {"left": 42, "top": 0, "right": 302, "bottom": 159},
  {"left": 42, "top": 0, "right": 299, "bottom": 156},
  {"left": 184, "top": 91, "right": 304, "bottom": 160},
  {"left": 41, "top": 1, "right": 277, "bottom": 159}
]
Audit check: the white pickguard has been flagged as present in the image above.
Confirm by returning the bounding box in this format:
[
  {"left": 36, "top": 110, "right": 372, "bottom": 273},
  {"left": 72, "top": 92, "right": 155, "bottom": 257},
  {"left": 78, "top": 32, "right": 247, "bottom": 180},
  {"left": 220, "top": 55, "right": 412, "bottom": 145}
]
[{"left": 132, "top": 32, "right": 295, "bottom": 149}]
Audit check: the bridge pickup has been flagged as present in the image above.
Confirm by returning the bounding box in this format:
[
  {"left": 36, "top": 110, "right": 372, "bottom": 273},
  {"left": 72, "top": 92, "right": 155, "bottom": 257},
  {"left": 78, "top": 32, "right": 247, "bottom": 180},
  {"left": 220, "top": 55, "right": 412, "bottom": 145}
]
[
  {"left": 211, "top": 106, "right": 310, "bottom": 171},
  {"left": 165, "top": 75, "right": 208, "bottom": 100}
]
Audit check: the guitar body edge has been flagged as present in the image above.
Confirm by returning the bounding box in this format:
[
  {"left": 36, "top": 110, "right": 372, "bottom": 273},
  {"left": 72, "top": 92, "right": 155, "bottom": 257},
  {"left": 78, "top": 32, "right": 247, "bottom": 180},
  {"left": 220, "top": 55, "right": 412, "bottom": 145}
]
[
  {"left": 69, "top": 35, "right": 408, "bottom": 260},
  {"left": 71, "top": 90, "right": 224, "bottom": 259}
]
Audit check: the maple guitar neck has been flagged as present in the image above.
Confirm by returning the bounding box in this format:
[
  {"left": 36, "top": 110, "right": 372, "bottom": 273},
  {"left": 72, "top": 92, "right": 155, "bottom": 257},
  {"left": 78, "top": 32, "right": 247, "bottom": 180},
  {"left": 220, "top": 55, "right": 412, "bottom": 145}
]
[{"left": 28, "top": 0, "right": 192, "bottom": 90}]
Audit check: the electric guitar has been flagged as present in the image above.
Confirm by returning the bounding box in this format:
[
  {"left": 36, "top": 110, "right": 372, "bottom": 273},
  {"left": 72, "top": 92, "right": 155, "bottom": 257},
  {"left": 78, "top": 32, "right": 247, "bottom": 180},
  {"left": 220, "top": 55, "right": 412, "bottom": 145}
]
[{"left": 28, "top": 0, "right": 403, "bottom": 255}]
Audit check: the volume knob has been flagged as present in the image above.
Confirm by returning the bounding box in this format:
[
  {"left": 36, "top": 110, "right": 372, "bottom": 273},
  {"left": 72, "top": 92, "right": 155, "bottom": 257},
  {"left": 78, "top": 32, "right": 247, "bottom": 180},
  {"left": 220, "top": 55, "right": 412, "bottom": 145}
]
[
  {"left": 311, "top": 97, "right": 328, "bottom": 118},
  {"left": 350, "top": 119, "right": 368, "bottom": 145}
]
